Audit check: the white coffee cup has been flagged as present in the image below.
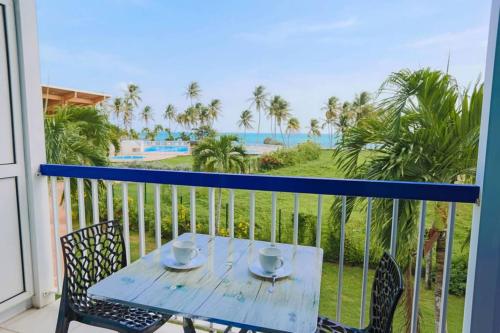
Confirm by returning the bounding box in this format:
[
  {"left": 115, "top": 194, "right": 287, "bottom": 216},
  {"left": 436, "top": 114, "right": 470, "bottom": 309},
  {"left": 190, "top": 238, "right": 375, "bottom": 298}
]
[
  {"left": 172, "top": 240, "right": 199, "bottom": 265},
  {"left": 259, "top": 246, "right": 284, "bottom": 273}
]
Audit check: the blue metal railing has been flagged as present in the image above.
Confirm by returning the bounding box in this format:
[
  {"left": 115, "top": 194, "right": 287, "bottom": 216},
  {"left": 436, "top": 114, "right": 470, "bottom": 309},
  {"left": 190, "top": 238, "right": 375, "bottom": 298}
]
[{"left": 39, "top": 164, "right": 480, "bottom": 203}]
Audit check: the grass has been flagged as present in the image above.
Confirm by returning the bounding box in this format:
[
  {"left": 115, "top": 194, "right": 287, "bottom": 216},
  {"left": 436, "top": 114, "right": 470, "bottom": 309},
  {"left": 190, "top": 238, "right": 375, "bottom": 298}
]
[{"left": 110, "top": 150, "right": 471, "bottom": 332}]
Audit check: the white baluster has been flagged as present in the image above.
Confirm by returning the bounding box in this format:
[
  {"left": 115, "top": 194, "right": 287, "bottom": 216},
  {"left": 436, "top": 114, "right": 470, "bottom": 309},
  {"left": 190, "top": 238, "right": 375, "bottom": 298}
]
[
  {"left": 122, "top": 182, "right": 130, "bottom": 264},
  {"left": 229, "top": 189, "right": 235, "bottom": 238},
  {"left": 390, "top": 199, "right": 399, "bottom": 256},
  {"left": 293, "top": 193, "right": 299, "bottom": 245},
  {"left": 137, "top": 183, "right": 146, "bottom": 257},
  {"left": 271, "top": 192, "right": 277, "bottom": 244},
  {"left": 208, "top": 187, "right": 215, "bottom": 237},
  {"left": 91, "top": 179, "right": 99, "bottom": 224},
  {"left": 337, "top": 195, "right": 347, "bottom": 321},
  {"left": 63, "top": 177, "right": 72, "bottom": 233},
  {"left": 50, "top": 177, "right": 62, "bottom": 291},
  {"left": 410, "top": 201, "right": 427, "bottom": 333},
  {"left": 316, "top": 194, "right": 323, "bottom": 248},
  {"left": 106, "top": 181, "right": 114, "bottom": 221},
  {"left": 249, "top": 191, "right": 255, "bottom": 241},
  {"left": 438, "top": 202, "right": 457, "bottom": 333},
  {"left": 172, "top": 185, "right": 178, "bottom": 238},
  {"left": 360, "top": 197, "right": 372, "bottom": 327},
  {"left": 154, "top": 184, "right": 161, "bottom": 249},
  {"left": 77, "top": 178, "right": 85, "bottom": 229},
  {"left": 190, "top": 186, "right": 196, "bottom": 233}
]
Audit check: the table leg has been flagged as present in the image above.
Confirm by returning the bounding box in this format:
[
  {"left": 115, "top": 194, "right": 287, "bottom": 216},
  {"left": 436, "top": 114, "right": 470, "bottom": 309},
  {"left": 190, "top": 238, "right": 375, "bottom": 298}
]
[{"left": 183, "top": 318, "right": 196, "bottom": 333}]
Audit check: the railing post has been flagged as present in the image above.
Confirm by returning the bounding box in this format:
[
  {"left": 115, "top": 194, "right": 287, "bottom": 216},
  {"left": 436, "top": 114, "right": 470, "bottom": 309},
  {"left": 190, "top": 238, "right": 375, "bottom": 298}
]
[{"left": 464, "top": 1, "right": 500, "bottom": 331}]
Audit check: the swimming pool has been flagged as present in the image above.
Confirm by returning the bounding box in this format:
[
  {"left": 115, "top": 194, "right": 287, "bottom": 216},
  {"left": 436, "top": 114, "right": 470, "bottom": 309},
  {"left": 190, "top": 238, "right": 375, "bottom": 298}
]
[
  {"left": 144, "top": 146, "right": 189, "bottom": 153},
  {"left": 110, "top": 155, "right": 145, "bottom": 161}
]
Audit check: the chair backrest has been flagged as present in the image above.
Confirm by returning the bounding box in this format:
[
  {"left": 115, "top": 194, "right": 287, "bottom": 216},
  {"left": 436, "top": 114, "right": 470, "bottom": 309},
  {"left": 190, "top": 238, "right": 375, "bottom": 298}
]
[
  {"left": 369, "top": 252, "right": 404, "bottom": 333},
  {"left": 60, "top": 220, "right": 126, "bottom": 308}
]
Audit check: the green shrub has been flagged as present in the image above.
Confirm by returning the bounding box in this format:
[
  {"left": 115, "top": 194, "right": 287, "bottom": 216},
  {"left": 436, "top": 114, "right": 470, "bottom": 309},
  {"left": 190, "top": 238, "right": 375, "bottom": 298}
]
[
  {"left": 258, "top": 142, "right": 321, "bottom": 171},
  {"left": 449, "top": 256, "right": 468, "bottom": 296}
]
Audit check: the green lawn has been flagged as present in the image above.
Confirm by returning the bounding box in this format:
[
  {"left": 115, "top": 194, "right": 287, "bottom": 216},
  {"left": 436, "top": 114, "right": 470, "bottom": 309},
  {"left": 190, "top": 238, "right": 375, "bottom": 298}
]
[{"left": 112, "top": 150, "right": 471, "bottom": 332}]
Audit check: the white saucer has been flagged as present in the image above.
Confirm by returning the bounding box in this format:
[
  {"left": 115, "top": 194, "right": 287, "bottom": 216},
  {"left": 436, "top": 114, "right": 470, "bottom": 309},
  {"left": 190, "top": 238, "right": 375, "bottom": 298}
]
[
  {"left": 248, "top": 259, "right": 292, "bottom": 280},
  {"left": 162, "top": 252, "right": 206, "bottom": 270}
]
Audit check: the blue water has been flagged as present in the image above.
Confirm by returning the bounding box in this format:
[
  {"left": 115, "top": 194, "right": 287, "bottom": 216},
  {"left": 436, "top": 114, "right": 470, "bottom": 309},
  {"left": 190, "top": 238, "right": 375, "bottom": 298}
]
[
  {"left": 144, "top": 146, "right": 189, "bottom": 153},
  {"left": 111, "top": 155, "right": 144, "bottom": 160},
  {"left": 154, "top": 131, "right": 335, "bottom": 148}
]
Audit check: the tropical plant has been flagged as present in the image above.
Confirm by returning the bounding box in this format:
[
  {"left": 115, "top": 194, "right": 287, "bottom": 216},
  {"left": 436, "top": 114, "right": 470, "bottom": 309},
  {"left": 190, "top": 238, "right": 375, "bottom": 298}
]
[
  {"left": 207, "top": 99, "right": 221, "bottom": 126},
  {"left": 238, "top": 110, "right": 254, "bottom": 137},
  {"left": 164, "top": 104, "right": 177, "bottom": 130},
  {"left": 269, "top": 95, "right": 290, "bottom": 143},
  {"left": 151, "top": 124, "right": 164, "bottom": 141},
  {"left": 140, "top": 105, "right": 153, "bottom": 128},
  {"left": 322, "top": 96, "right": 340, "bottom": 148},
  {"left": 122, "top": 83, "right": 141, "bottom": 130},
  {"left": 185, "top": 81, "right": 201, "bottom": 105},
  {"left": 249, "top": 85, "right": 269, "bottom": 140},
  {"left": 285, "top": 117, "right": 300, "bottom": 146},
  {"left": 352, "top": 91, "right": 373, "bottom": 123},
  {"left": 44, "top": 105, "right": 113, "bottom": 166},
  {"left": 332, "top": 68, "right": 483, "bottom": 332},
  {"left": 112, "top": 97, "right": 123, "bottom": 122},
  {"left": 335, "top": 102, "right": 353, "bottom": 139},
  {"left": 193, "top": 135, "right": 246, "bottom": 230},
  {"left": 194, "top": 125, "right": 216, "bottom": 141},
  {"left": 308, "top": 118, "right": 321, "bottom": 139}
]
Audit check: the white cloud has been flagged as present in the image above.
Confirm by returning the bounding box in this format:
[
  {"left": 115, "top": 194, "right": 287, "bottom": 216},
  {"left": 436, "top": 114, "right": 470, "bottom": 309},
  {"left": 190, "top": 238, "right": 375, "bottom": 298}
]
[
  {"left": 237, "top": 18, "right": 358, "bottom": 43},
  {"left": 406, "top": 26, "right": 488, "bottom": 50}
]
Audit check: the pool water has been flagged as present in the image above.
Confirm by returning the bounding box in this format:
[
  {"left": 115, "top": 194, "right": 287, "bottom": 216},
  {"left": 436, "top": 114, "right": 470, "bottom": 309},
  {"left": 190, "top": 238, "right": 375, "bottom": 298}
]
[
  {"left": 144, "top": 146, "right": 189, "bottom": 153},
  {"left": 111, "top": 155, "right": 145, "bottom": 160}
]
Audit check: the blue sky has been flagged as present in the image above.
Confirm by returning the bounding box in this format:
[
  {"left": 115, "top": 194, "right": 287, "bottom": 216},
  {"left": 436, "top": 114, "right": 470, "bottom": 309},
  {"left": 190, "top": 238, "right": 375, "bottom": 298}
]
[{"left": 36, "top": 0, "right": 490, "bottom": 132}]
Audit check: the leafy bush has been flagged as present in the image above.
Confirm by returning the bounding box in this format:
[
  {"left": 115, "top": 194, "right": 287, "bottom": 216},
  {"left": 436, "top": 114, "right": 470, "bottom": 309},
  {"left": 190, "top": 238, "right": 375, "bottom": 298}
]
[
  {"left": 263, "top": 137, "right": 283, "bottom": 145},
  {"left": 219, "top": 219, "right": 250, "bottom": 239},
  {"left": 297, "top": 213, "right": 316, "bottom": 246},
  {"left": 258, "top": 141, "right": 321, "bottom": 171},
  {"left": 449, "top": 256, "right": 468, "bottom": 296}
]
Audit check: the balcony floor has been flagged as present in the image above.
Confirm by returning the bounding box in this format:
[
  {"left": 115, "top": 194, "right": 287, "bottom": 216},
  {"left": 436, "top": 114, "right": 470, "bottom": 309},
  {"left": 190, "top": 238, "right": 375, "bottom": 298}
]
[{"left": 0, "top": 300, "right": 188, "bottom": 333}]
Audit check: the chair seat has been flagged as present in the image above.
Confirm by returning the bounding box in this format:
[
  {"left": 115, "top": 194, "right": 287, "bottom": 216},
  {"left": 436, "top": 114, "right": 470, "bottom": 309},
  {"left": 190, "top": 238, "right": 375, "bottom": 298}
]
[
  {"left": 74, "top": 299, "right": 168, "bottom": 333},
  {"left": 316, "top": 316, "right": 366, "bottom": 333}
]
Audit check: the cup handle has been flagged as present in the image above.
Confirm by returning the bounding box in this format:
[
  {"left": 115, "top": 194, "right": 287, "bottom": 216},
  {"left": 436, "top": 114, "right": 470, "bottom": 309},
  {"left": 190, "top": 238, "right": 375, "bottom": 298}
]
[
  {"left": 275, "top": 257, "right": 284, "bottom": 270},
  {"left": 190, "top": 248, "right": 199, "bottom": 259}
]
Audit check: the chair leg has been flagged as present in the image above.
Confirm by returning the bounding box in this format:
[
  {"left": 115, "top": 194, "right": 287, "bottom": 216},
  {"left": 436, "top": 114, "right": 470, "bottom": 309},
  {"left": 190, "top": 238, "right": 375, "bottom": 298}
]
[
  {"left": 183, "top": 318, "right": 196, "bottom": 333},
  {"left": 55, "top": 313, "right": 71, "bottom": 333}
]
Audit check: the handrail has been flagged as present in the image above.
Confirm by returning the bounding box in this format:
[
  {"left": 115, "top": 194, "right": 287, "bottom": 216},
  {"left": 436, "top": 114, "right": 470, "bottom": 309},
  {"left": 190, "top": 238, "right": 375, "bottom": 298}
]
[{"left": 39, "top": 164, "right": 480, "bottom": 203}]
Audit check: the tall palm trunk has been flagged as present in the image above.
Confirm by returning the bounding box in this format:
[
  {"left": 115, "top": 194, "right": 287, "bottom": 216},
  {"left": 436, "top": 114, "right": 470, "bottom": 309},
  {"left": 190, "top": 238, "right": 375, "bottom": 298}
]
[{"left": 425, "top": 248, "right": 433, "bottom": 290}]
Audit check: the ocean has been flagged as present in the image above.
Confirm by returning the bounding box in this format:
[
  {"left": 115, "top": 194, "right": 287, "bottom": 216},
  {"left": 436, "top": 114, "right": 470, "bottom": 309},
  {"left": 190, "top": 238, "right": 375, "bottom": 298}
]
[{"left": 155, "top": 131, "right": 336, "bottom": 148}]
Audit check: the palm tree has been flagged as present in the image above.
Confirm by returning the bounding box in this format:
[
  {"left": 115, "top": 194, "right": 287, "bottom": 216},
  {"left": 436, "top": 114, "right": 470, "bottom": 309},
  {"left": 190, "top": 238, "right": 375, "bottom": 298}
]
[
  {"left": 352, "top": 91, "right": 373, "bottom": 123},
  {"left": 193, "top": 135, "right": 246, "bottom": 230},
  {"left": 44, "top": 105, "right": 113, "bottom": 166},
  {"left": 152, "top": 124, "right": 164, "bottom": 141},
  {"left": 112, "top": 97, "right": 123, "bottom": 122},
  {"left": 207, "top": 99, "right": 221, "bottom": 126},
  {"left": 197, "top": 104, "right": 210, "bottom": 127},
  {"left": 140, "top": 105, "right": 153, "bottom": 128},
  {"left": 332, "top": 68, "right": 482, "bottom": 332},
  {"left": 322, "top": 96, "right": 340, "bottom": 148},
  {"left": 335, "top": 102, "right": 353, "bottom": 139},
  {"left": 308, "top": 118, "right": 321, "bottom": 140},
  {"left": 185, "top": 81, "right": 201, "bottom": 106},
  {"left": 269, "top": 96, "right": 291, "bottom": 144},
  {"left": 238, "top": 110, "right": 254, "bottom": 138},
  {"left": 164, "top": 104, "right": 177, "bottom": 131},
  {"left": 249, "top": 85, "right": 269, "bottom": 140},
  {"left": 285, "top": 117, "right": 300, "bottom": 146},
  {"left": 122, "top": 83, "right": 141, "bottom": 130}
]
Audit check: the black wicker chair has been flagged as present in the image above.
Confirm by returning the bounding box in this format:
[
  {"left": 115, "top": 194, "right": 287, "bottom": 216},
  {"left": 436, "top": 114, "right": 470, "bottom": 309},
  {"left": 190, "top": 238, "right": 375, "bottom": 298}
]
[
  {"left": 55, "top": 220, "right": 169, "bottom": 333},
  {"left": 317, "top": 253, "right": 404, "bottom": 333}
]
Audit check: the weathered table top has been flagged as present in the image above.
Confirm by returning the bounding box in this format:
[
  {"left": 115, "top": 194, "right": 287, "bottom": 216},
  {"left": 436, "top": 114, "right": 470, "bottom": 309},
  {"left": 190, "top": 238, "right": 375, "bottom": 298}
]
[{"left": 88, "top": 233, "right": 323, "bottom": 333}]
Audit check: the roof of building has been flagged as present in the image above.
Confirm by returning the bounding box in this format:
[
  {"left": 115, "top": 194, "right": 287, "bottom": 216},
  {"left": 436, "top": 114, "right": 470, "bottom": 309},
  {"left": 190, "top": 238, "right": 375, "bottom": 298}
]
[{"left": 42, "top": 84, "right": 110, "bottom": 112}]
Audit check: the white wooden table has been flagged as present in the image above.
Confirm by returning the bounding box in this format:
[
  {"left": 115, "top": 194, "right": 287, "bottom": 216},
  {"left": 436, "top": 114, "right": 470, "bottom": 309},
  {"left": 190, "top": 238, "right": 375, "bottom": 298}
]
[{"left": 88, "top": 233, "right": 323, "bottom": 333}]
